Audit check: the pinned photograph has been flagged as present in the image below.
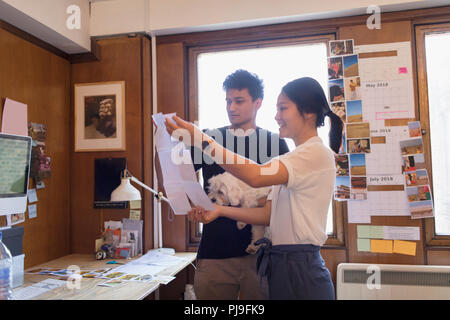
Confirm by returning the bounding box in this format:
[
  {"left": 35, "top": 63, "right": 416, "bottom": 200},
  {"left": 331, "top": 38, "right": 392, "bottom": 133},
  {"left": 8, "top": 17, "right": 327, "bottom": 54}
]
[
  {"left": 343, "top": 54, "right": 359, "bottom": 77},
  {"left": 346, "top": 122, "right": 370, "bottom": 139},
  {"left": 408, "top": 121, "right": 422, "bottom": 138},
  {"left": 331, "top": 101, "right": 346, "bottom": 123},
  {"left": 406, "top": 185, "right": 432, "bottom": 202},
  {"left": 10, "top": 213, "right": 25, "bottom": 226},
  {"left": 409, "top": 200, "right": 434, "bottom": 219},
  {"left": 334, "top": 176, "right": 350, "bottom": 200},
  {"left": 346, "top": 100, "right": 363, "bottom": 123},
  {"left": 344, "top": 77, "right": 361, "bottom": 101},
  {"left": 350, "top": 177, "right": 367, "bottom": 200},
  {"left": 405, "top": 169, "right": 429, "bottom": 187},
  {"left": 335, "top": 154, "right": 349, "bottom": 176},
  {"left": 328, "top": 56, "right": 343, "bottom": 80},
  {"left": 329, "top": 79, "right": 345, "bottom": 102},
  {"left": 402, "top": 153, "right": 426, "bottom": 172},
  {"left": 400, "top": 138, "right": 424, "bottom": 156},
  {"left": 344, "top": 40, "right": 354, "bottom": 55},
  {"left": 347, "top": 138, "right": 371, "bottom": 154},
  {"left": 350, "top": 154, "right": 366, "bottom": 176},
  {"left": 329, "top": 39, "right": 354, "bottom": 56}
]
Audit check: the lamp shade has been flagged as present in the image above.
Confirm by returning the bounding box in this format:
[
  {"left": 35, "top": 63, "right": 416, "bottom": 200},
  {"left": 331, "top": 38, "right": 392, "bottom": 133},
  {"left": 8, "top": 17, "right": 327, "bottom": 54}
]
[{"left": 111, "top": 177, "right": 141, "bottom": 201}]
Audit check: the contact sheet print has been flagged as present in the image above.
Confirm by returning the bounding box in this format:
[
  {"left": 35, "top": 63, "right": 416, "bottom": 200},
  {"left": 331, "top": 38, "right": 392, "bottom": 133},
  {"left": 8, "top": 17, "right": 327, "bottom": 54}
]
[{"left": 328, "top": 40, "right": 434, "bottom": 256}]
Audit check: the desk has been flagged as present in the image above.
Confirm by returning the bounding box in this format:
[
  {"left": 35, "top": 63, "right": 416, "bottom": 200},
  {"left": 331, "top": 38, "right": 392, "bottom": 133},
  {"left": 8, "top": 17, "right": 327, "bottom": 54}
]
[{"left": 13, "top": 252, "right": 196, "bottom": 300}]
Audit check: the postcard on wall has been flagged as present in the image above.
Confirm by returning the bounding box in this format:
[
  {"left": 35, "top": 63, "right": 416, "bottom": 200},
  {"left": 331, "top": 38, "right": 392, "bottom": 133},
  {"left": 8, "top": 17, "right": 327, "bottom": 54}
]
[
  {"left": 408, "top": 121, "right": 422, "bottom": 138},
  {"left": 328, "top": 56, "right": 343, "bottom": 80},
  {"left": 400, "top": 138, "right": 424, "bottom": 156},
  {"left": 329, "top": 79, "right": 345, "bottom": 102},
  {"left": 404, "top": 169, "right": 429, "bottom": 187},
  {"left": 346, "top": 100, "right": 363, "bottom": 123},
  {"left": 406, "top": 185, "right": 434, "bottom": 219},
  {"left": 343, "top": 54, "right": 359, "bottom": 78},
  {"left": 335, "top": 154, "right": 349, "bottom": 176},
  {"left": 350, "top": 176, "right": 367, "bottom": 200},
  {"left": 402, "top": 153, "right": 426, "bottom": 173},
  {"left": 344, "top": 77, "right": 361, "bottom": 101},
  {"left": 9, "top": 213, "right": 25, "bottom": 226},
  {"left": 329, "top": 39, "right": 354, "bottom": 57},
  {"left": 349, "top": 154, "right": 366, "bottom": 176},
  {"left": 334, "top": 176, "right": 350, "bottom": 201},
  {"left": 346, "top": 122, "right": 370, "bottom": 139},
  {"left": 347, "top": 138, "right": 371, "bottom": 154},
  {"left": 331, "top": 101, "right": 346, "bottom": 123}
]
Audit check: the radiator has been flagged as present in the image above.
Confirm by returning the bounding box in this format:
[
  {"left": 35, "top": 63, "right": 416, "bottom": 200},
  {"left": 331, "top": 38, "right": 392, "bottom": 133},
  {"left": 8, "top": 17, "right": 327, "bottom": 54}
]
[{"left": 337, "top": 263, "right": 450, "bottom": 300}]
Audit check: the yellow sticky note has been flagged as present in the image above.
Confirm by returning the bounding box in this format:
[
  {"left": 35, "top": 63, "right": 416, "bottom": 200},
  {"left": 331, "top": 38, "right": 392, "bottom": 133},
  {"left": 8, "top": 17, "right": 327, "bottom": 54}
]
[
  {"left": 370, "top": 239, "right": 393, "bottom": 253},
  {"left": 393, "top": 240, "right": 416, "bottom": 256}
]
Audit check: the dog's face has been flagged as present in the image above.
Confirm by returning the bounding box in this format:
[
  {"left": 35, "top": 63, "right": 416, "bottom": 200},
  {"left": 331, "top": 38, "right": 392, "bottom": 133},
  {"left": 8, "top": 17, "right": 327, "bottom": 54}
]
[{"left": 208, "top": 174, "right": 241, "bottom": 206}]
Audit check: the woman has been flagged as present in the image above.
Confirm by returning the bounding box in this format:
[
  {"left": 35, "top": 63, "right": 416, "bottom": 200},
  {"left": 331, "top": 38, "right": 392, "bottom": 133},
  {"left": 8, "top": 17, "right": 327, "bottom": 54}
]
[{"left": 165, "top": 77, "right": 343, "bottom": 300}]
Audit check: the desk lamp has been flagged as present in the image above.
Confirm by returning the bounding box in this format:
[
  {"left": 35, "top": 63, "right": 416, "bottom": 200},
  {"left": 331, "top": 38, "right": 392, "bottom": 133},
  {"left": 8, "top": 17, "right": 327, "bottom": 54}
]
[{"left": 111, "top": 169, "right": 169, "bottom": 249}]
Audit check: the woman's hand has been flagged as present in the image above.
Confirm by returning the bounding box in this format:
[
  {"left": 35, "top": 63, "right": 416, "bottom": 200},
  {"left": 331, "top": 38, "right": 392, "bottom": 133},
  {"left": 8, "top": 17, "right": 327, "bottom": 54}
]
[
  {"left": 188, "top": 204, "right": 222, "bottom": 224},
  {"left": 165, "top": 115, "right": 205, "bottom": 147}
]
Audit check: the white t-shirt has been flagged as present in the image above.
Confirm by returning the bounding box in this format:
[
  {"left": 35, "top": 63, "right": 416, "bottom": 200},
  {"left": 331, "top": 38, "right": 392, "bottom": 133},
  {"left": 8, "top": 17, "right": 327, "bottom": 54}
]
[{"left": 268, "top": 136, "right": 335, "bottom": 246}]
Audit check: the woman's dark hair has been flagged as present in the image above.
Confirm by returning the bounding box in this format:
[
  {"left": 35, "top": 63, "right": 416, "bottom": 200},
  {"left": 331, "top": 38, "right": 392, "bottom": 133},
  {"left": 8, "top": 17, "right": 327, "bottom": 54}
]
[
  {"left": 223, "top": 69, "right": 264, "bottom": 101},
  {"left": 282, "top": 77, "right": 343, "bottom": 153}
]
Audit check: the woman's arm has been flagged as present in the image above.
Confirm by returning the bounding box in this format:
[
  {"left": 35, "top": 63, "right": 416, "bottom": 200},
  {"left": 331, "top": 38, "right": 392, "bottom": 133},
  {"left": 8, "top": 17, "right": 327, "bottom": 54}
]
[
  {"left": 165, "top": 115, "right": 288, "bottom": 188},
  {"left": 189, "top": 201, "right": 272, "bottom": 226}
]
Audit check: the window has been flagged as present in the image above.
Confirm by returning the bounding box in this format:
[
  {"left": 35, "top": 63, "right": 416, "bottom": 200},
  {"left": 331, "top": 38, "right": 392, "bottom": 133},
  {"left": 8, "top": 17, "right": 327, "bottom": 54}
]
[
  {"left": 416, "top": 23, "right": 450, "bottom": 243},
  {"left": 424, "top": 32, "right": 450, "bottom": 235},
  {"left": 188, "top": 35, "right": 345, "bottom": 247}
]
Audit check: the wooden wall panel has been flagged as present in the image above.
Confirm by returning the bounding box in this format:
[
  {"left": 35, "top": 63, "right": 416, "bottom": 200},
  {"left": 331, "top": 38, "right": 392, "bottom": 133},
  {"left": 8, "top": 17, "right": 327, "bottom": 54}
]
[
  {"left": 156, "top": 42, "right": 188, "bottom": 252},
  {"left": 0, "top": 28, "right": 71, "bottom": 268},
  {"left": 427, "top": 249, "right": 450, "bottom": 265},
  {"left": 70, "top": 36, "right": 153, "bottom": 253}
]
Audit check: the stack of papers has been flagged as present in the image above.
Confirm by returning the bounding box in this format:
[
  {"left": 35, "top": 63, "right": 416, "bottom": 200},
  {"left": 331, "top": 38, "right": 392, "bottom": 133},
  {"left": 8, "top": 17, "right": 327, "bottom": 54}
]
[{"left": 13, "top": 279, "right": 66, "bottom": 300}]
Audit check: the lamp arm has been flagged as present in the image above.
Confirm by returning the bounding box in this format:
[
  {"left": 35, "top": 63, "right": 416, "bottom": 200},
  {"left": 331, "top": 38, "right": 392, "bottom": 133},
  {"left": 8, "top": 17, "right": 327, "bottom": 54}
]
[{"left": 129, "top": 176, "right": 169, "bottom": 203}]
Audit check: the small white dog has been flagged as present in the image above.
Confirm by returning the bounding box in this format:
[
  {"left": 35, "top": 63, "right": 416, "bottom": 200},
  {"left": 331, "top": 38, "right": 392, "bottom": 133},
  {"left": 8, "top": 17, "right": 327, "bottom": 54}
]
[{"left": 207, "top": 172, "right": 271, "bottom": 254}]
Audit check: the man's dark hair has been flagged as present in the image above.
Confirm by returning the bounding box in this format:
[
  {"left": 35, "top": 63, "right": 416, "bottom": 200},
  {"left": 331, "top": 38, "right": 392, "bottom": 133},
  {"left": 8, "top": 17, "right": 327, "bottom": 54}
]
[{"left": 222, "top": 69, "right": 264, "bottom": 101}]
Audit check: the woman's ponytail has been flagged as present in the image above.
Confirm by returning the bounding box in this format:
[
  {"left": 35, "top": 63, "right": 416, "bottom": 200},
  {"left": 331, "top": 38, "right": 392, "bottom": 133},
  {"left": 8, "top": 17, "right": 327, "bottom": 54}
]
[{"left": 327, "top": 111, "right": 343, "bottom": 154}]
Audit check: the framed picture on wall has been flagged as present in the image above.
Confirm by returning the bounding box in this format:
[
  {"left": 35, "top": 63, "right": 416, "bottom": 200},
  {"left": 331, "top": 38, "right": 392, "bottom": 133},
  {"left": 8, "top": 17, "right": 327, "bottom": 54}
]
[{"left": 74, "top": 81, "right": 126, "bottom": 152}]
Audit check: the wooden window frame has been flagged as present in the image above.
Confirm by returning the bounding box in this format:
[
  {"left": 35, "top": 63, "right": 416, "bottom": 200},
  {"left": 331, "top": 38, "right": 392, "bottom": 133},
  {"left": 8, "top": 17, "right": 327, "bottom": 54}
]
[
  {"left": 185, "top": 34, "right": 346, "bottom": 248},
  {"left": 415, "top": 22, "right": 450, "bottom": 246}
]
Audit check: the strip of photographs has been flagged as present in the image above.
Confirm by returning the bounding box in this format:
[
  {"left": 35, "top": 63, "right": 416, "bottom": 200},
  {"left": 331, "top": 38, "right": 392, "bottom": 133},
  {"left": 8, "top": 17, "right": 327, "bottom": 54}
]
[
  {"left": 329, "top": 39, "right": 370, "bottom": 201},
  {"left": 400, "top": 121, "right": 434, "bottom": 219}
]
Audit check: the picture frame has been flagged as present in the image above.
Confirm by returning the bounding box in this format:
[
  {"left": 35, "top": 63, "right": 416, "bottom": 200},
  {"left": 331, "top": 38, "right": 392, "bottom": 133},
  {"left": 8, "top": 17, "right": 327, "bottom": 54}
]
[{"left": 74, "top": 81, "right": 126, "bottom": 152}]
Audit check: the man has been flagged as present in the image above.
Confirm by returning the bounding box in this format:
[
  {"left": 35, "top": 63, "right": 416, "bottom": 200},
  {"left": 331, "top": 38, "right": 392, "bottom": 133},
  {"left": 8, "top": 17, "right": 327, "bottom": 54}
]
[{"left": 190, "top": 69, "right": 289, "bottom": 299}]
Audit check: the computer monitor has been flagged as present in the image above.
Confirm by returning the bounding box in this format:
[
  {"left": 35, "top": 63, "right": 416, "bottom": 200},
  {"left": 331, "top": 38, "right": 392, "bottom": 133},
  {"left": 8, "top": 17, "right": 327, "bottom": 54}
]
[{"left": 0, "top": 133, "right": 32, "bottom": 217}]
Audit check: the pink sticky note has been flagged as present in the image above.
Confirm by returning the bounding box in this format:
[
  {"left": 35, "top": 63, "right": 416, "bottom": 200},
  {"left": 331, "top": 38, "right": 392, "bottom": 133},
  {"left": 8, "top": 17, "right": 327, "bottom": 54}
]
[
  {"left": 1, "top": 98, "right": 28, "bottom": 136},
  {"left": 399, "top": 67, "right": 408, "bottom": 74}
]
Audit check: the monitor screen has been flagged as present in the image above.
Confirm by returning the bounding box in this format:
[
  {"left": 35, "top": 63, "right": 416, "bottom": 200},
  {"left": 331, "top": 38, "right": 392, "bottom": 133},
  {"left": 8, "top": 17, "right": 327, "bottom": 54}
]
[{"left": 0, "top": 133, "right": 32, "bottom": 197}]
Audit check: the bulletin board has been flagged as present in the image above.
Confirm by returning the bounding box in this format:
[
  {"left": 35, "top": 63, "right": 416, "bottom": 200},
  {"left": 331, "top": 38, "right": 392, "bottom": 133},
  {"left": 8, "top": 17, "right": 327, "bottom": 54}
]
[{"left": 328, "top": 34, "right": 433, "bottom": 262}]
